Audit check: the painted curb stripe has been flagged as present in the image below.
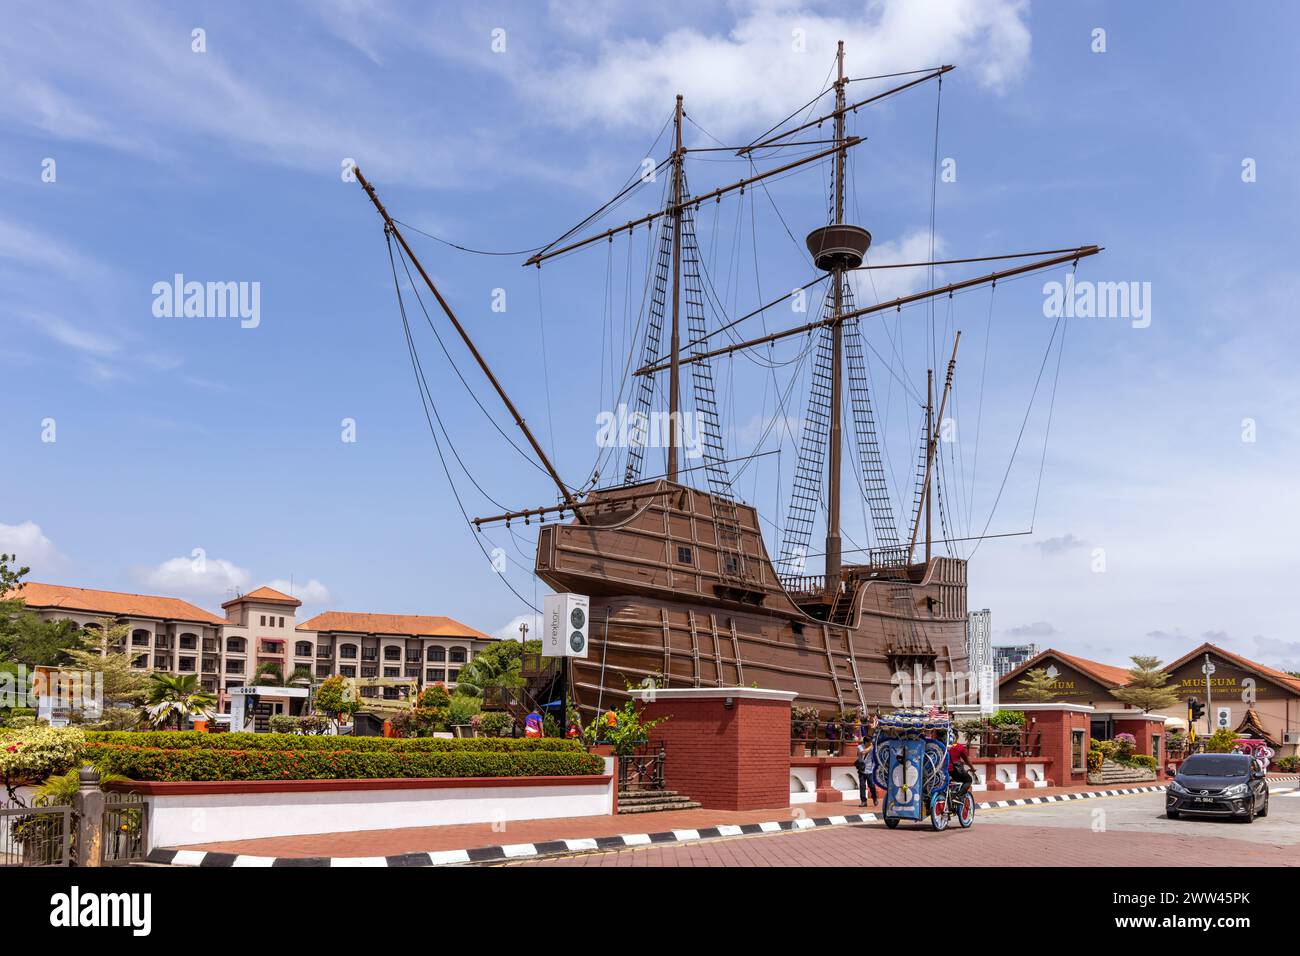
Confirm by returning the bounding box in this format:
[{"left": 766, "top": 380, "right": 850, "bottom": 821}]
[{"left": 155, "top": 780, "right": 1300, "bottom": 867}]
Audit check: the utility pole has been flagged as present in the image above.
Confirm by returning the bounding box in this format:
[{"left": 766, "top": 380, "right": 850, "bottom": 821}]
[
  {"left": 666, "top": 93, "right": 685, "bottom": 482},
  {"left": 1203, "top": 652, "right": 1215, "bottom": 736},
  {"left": 824, "top": 40, "right": 848, "bottom": 601}
]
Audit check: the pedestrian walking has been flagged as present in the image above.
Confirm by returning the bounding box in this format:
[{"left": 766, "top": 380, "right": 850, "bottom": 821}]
[{"left": 855, "top": 739, "right": 879, "bottom": 807}]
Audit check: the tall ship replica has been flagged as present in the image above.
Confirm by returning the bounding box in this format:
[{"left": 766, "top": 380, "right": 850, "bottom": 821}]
[{"left": 353, "top": 43, "right": 1101, "bottom": 719}]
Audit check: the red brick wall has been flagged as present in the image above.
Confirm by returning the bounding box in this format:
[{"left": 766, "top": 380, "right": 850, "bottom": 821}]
[
  {"left": 1030, "top": 709, "right": 1091, "bottom": 787},
  {"left": 641, "top": 695, "right": 791, "bottom": 811}
]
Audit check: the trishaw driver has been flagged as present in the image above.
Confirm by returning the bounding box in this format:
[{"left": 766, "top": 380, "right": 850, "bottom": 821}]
[{"left": 947, "top": 737, "right": 975, "bottom": 797}]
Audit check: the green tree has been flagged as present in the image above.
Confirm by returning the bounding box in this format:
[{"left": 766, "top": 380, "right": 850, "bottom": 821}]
[
  {"left": 1109, "top": 655, "right": 1181, "bottom": 713},
  {"left": 63, "top": 619, "right": 147, "bottom": 727},
  {"left": 143, "top": 673, "right": 216, "bottom": 729},
  {"left": 453, "top": 638, "right": 540, "bottom": 697},
  {"left": 0, "top": 613, "right": 87, "bottom": 666},
  {"left": 1012, "top": 667, "right": 1059, "bottom": 703},
  {"left": 312, "top": 675, "right": 357, "bottom": 728},
  {"left": 0, "top": 553, "right": 30, "bottom": 629}
]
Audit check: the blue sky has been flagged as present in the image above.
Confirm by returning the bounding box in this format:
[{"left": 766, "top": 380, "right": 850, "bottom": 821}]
[{"left": 3, "top": 1, "right": 1298, "bottom": 672}]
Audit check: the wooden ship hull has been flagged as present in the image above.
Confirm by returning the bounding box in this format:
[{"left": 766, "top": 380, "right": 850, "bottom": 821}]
[{"left": 536, "top": 479, "right": 970, "bottom": 717}]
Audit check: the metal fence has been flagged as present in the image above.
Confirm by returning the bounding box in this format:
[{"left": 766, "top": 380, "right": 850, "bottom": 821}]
[
  {"left": 0, "top": 805, "right": 71, "bottom": 867},
  {"left": 617, "top": 743, "right": 667, "bottom": 792},
  {"left": 102, "top": 793, "right": 148, "bottom": 865}
]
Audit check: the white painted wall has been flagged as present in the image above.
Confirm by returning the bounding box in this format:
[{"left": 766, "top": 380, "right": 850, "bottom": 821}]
[{"left": 146, "top": 764, "right": 615, "bottom": 848}]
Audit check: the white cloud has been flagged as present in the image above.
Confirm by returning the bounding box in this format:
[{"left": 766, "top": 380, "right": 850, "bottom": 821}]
[
  {"left": 517, "top": 0, "right": 1031, "bottom": 136},
  {"left": 139, "top": 554, "right": 251, "bottom": 601},
  {"left": 0, "top": 521, "right": 65, "bottom": 575},
  {"left": 495, "top": 613, "right": 542, "bottom": 642},
  {"left": 851, "top": 230, "right": 948, "bottom": 304},
  {"left": 267, "top": 578, "right": 332, "bottom": 606}
]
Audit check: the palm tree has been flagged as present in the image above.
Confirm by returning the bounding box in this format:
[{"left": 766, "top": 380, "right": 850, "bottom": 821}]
[
  {"left": 250, "top": 662, "right": 284, "bottom": 686},
  {"left": 143, "top": 673, "right": 216, "bottom": 729}
]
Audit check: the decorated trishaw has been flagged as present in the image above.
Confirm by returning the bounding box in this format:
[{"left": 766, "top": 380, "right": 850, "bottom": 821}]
[{"left": 871, "top": 710, "right": 974, "bottom": 831}]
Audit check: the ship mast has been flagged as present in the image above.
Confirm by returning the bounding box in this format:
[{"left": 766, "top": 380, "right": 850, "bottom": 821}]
[
  {"left": 666, "top": 94, "right": 685, "bottom": 482},
  {"left": 352, "top": 166, "right": 586, "bottom": 523},
  {"left": 824, "top": 41, "right": 848, "bottom": 599}
]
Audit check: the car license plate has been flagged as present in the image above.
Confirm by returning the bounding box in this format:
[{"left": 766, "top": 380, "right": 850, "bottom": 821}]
[{"left": 1194, "top": 797, "right": 1213, "bottom": 803}]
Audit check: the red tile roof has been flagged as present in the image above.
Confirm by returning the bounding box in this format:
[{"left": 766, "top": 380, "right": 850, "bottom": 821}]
[
  {"left": 298, "top": 611, "right": 492, "bottom": 641},
  {"left": 1165, "top": 642, "right": 1300, "bottom": 696},
  {"left": 999, "top": 648, "right": 1134, "bottom": 688},
  {"left": 221, "top": 586, "right": 302, "bottom": 609},
  {"left": 5, "top": 582, "right": 227, "bottom": 626}
]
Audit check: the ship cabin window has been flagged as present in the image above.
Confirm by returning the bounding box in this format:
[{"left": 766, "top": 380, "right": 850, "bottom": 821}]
[{"left": 677, "top": 546, "right": 693, "bottom": 565}]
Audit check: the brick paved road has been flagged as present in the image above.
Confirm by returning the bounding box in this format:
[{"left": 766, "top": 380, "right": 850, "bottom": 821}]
[{"left": 512, "top": 785, "right": 1300, "bottom": 867}]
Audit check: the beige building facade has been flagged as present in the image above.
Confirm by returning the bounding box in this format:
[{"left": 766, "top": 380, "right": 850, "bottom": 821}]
[{"left": 7, "top": 582, "right": 496, "bottom": 714}]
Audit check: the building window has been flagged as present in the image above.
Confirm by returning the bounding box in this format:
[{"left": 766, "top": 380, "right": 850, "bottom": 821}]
[
  {"left": 406, "top": 649, "right": 421, "bottom": 663},
  {"left": 279, "top": 617, "right": 285, "bottom": 628},
  {"left": 179, "top": 657, "right": 196, "bottom": 671},
  {"left": 426, "top": 668, "right": 445, "bottom": 683},
  {"left": 340, "top": 644, "right": 357, "bottom": 659},
  {"left": 295, "top": 641, "right": 313, "bottom": 657},
  {"left": 384, "top": 646, "right": 401, "bottom": 661},
  {"left": 677, "top": 545, "right": 693, "bottom": 565},
  {"left": 1151, "top": 734, "right": 1160, "bottom": 763},
  {"left": 427, "top": 646, "right": 445, "bottom": 662},
  {"left": 132, "top": 629, "right": 150, "bottom": 647},
  {"left": 260, "top": 615, "right": 266, "bottom": 626},
  {"left": 361, "top": 686, "right": 377, "bottom": 698},
  {"left": 225, "top": 661, "right": 244, "bottom": 674},
  {"left": 383, "top": 667, "right": 400, "bottom": 678},
  {"left": 723, "top": 554, "right": 739, "bottom": 574},
  {"left": 448, "top": 668, "right": 460, "bottom": 682},
  {"left": 449, "top": 647, "right": 467, "bottom": 664},
  {"left": 179, "top": 633, "right": 197, "bottom": 650},
  {"left": 361, "top": 648, "right": 378, "bottom": 661},
  {"left": 132, "top": 655, "right": 148, "bottom": 669},
  {"left": 226, "top": 637, "right": 245, "bottom": 653},
  {"left": 405, "top": 668, "right": 419, "bottom": 679},
  {"left": 316, "top": 665, "right": 332, "bottom": 678},
  {"left": 361, "top": 666, "right": 377, "bottom": 678},
  {"left": 1071, "top": 729, "right": 1086, "bottom": 773},
  {"left": 153, "top": 656, "right": 169, "bottom": 669},
  {"left": 340, "top": 665, "right": 356, "bottom": 678}
]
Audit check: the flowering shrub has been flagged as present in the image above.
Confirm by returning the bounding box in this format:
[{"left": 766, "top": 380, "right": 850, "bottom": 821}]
[
  {"left": 86, "top": 743, "right": 604, "bottom": 782},
  {"left": 85, "top": 730, "right": 581, "bottom": 752},
  {"left": 1, "top": 726, "right": 86, "bottom": 804},
  {"left": 477, "top": 712, "right": 513, "bottom": 738},
  {"left": 1113, "top": 732, "right": 1136, "bottom": 759}
]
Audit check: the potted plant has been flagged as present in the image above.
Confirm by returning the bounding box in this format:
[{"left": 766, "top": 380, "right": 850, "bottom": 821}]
[{"left": 790, "top": 705, "right": 818, "bottom": 756}]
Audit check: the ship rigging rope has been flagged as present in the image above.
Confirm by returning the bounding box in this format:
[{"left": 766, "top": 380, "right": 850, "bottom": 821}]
[
  {"left": 389, "top": 232, "right": 552, "bottom": 480},
  {"left": 967, "top": 264, "right": 1078, "bottom": 561},
  {"left": 388, "top": 237, "right": 515, "bottom": 512},
  {"left": 385, "top": 233, "right": 541, "bottom": 613}
]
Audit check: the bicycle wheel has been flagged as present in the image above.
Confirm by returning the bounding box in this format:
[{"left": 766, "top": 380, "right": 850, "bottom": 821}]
[
  {"left": 956, "top": 791, "right": 975, "bottom": 828},
  {"left": 929, "top": 791, "right": 950, "bottom": 831}
]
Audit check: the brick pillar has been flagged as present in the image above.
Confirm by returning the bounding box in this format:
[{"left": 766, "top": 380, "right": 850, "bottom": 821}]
[
  {"left": 1030, "top": 707, "right": 1091, "bottom": 788},
  {"left": 636, "top": 688, "right": 796, "bottom": 811}
]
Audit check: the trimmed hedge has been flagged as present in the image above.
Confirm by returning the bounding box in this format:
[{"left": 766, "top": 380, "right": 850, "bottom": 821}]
[
  {"left": 85, "top": 731, "right": 583, "bottom": 753},
  {"left": 86, "top": 743, "right": 605, "bottom": 782}
]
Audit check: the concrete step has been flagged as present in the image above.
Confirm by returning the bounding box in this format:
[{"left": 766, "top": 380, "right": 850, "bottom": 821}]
[
  {"left": 1089, "top": 759, "right": 1157, "bottom": 785},
  {"left": 618, "top": 789, "right": 683, "bottom": 801},
  {"left": 618, "top": 799, "right": 703, "bottom": 814}
]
